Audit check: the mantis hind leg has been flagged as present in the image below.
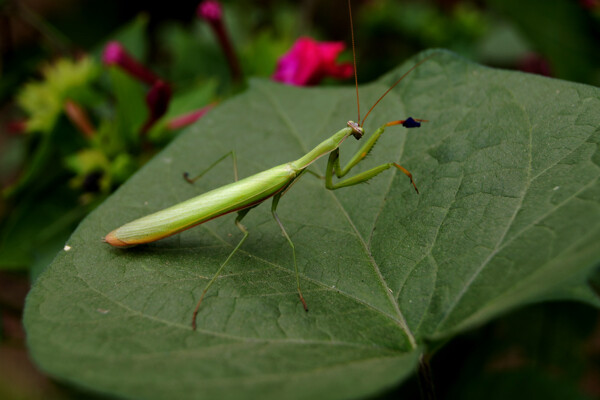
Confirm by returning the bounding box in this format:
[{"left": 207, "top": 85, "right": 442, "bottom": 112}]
[
  {"left": 184, "top": 150, "right": 238, "bottom": 184},
  {"left": 271, "top": 193, "right": 308, "bottom": 312},
  {"left": 191, "top": 207, "right": 250, "bottom": 330}
]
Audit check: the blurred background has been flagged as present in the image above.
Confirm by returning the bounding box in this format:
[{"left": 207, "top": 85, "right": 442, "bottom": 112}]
[{"left": 1, "top": 0, "right": 599, "bottom": 398}]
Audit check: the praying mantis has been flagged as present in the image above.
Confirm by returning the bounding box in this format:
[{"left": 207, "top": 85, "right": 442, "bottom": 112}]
[{"left": 104, "top": 1, "right": 429, "bottom": 330}]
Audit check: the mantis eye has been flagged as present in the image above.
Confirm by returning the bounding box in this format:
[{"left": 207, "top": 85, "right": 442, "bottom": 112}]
[{"left": 347, "top": 120, "right": 364, "bottom": 139}]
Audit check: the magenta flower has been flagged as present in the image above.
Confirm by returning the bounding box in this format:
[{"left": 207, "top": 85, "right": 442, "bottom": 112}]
[
  {"left": 141, "top": 80, "right": 172, "bottom": 135},
  {"left": 197, "top": 0, "right": 242, "bottom": 83},
  {"left": 272, "top": 37, "right": 354, "bottom": 86},
  {"left": 580, "top": 0, "right": 600, "bottom": 10},
  {"left": 518, "top": 53, "right": 552, "bottom": 77},
  {"left": 102, "top": 41, "right": 159, "bottom": 86},
  {"left": 197, "top": 0, "right": 222, "bottom": 21},
  {"left": 167, "top": 104, "right": 215, "bottom": 130},
  {"left": 6, "top": 120, "right": 26, "bottom": 134}
]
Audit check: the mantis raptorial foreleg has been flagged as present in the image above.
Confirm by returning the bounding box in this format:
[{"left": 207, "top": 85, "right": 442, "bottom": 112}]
[
  {"left": 326, "top": 121, "right": 419, "bottom": 193},
  {"left": 271, "top": 192, "right": 308, "bottom": 312},
  {"left": 192, "top": 208, "right": 250, "bottom": 330},
  {"left": 184, "top": 150, "right": 238, "bottom": 184}
]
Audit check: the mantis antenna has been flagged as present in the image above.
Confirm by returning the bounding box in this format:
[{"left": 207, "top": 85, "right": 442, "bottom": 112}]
[
  {"left": 361, "top": 55, "right": 432, "bottom": 127},
  {"left": 348, "top": 0, "right": 360, "bottom": 125},
  {"left": 346, "top": 0, "right": 430, "bottom": 128}
]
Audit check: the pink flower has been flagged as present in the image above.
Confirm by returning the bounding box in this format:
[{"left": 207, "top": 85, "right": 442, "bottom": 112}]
[
  {"left": 197, "top": 0, "right": 222, "bottom": 21},
  {"left": 102, "top": 41, "right": 159, "bottom": 85},
  {"left": 518, "top": 53, "right": 552, "bottom": 77},
  {"left": 6, "top": 120, "right": 26, "bottom": 134},
  {"left": 141, "top": 80, "right": 172, "bottom": 135},
  {"left": 196, "top": 1, "right": 241, "bottom": 83},
  {"left": 167, "top": 104, "right": 215, "bottom": 130},
  {"left": 580, "top": 0, "right": 600, "bottom": 10},
  {"left": 273, "top": 37, "right": 354, "bottom": 86}
]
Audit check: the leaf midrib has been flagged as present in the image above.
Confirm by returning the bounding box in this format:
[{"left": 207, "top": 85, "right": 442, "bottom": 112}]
[{"left": 258, "top": 83, "right": 417, "bottom": 348}]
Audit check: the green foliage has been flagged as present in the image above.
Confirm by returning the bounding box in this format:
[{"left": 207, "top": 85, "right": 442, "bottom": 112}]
[
  {"left": 108, "top": 14, "right": 150, "bottom": 61},
  {"left": 1, "top": 13, "right": 190, "bottom": 272},
  {"left": 17, "top": 58, "right": 100, "bottom": 134},
  {"left": 485, "top": 0, "right": 599, "bottom": 83},
  {"left": 147, "top": 79, "right": 218, "bottom": 144},
  {"left": 24, "top": 51, "right": 600, "bottom": 399},
  {"left": 107, "top": 67, "right": 148, "bottom": 146},
  {"left": 358, "top": 1, "right": 490, "bottom": 79}
]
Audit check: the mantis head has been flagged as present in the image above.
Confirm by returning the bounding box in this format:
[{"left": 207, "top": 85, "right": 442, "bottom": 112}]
[{"left": 347, "top": 121, "right": 364, "bottom": 139}]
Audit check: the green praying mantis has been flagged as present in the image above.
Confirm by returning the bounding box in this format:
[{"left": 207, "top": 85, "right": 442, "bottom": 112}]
[{"left": 104, "top": 1, "right": 430, "bottom": 330}]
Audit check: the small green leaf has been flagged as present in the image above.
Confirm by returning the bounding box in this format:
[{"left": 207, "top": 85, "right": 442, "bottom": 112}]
[
  {"left": 24, "top": 50, "right": 600, "bottom": 399},
  {"left": 108, "top": 67, "right": 147, "bottom": 145},
  {"left": 17, "top": 57, "right": 100, "bottom": 134}
]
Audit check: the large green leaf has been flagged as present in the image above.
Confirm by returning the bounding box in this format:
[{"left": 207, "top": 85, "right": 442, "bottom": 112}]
[{"left": 24, "top": 50, "right": 600, "bottom": 399}]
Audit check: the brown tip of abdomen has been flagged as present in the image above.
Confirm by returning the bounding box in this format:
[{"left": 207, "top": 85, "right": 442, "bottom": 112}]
[{"left": 104, "top": 231, "right": 132, "bottom": 247}]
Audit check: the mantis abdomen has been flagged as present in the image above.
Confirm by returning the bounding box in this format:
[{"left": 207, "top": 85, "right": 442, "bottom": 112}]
[{"left": 105, "top": 163, "right": 298, "bottom": 247}]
